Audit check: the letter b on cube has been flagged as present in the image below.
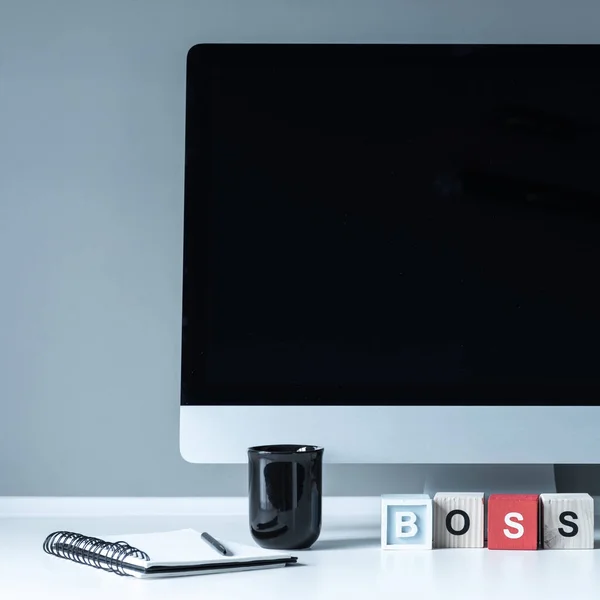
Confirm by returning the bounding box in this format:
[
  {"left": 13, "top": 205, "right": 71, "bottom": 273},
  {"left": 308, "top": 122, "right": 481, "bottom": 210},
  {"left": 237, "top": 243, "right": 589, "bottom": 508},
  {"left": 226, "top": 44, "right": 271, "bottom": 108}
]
[{"left": 381, "top": 494, "right": 432, "bottom": 550}]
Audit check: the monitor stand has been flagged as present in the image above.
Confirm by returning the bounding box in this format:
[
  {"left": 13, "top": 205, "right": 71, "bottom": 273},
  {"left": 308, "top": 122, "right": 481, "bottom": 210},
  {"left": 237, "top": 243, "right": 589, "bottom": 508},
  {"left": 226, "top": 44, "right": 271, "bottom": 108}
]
[{"left": 423, "top": 464, "right": 556, "bottom": 497}]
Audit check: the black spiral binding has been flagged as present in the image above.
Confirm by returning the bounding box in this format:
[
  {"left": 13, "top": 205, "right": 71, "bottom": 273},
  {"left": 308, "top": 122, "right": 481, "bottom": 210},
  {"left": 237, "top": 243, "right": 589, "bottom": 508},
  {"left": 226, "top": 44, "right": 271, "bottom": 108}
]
[{"left": 43, "top": 531, "right": 151, "bottom": 577}]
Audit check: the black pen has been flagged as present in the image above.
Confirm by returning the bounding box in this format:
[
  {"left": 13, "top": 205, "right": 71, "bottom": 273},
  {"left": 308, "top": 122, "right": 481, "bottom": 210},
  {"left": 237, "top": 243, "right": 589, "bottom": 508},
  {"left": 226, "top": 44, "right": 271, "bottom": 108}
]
[{"left": 201, "top": 532, "right": 230, "bottom": 556}]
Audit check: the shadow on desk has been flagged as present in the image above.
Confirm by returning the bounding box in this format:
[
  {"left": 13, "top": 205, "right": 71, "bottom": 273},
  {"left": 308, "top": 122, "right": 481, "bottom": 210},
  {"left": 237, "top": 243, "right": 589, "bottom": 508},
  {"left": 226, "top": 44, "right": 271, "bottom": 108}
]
[
  {"left": 324, "top": 521, "right": 379, "bottom": 531},
  {"left": 311, "top": 537, "right": 380, "bottom": 551}
]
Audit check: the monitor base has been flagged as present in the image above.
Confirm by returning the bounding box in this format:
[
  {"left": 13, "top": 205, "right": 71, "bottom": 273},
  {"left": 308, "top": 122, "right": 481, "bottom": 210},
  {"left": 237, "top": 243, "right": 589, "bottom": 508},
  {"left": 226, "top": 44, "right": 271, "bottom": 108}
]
[
  {"left": 423, "top": 464, "right": 556, "bottom": 497},
  {"left": 423, "top": 464, "right": 556, "bottom": 543}
]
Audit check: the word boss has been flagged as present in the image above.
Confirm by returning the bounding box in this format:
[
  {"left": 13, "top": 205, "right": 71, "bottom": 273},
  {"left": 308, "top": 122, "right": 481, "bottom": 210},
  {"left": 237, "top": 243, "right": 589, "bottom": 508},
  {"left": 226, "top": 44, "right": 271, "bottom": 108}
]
[{"left": 381, "top": 492, "right": 594, "bottom": 550}]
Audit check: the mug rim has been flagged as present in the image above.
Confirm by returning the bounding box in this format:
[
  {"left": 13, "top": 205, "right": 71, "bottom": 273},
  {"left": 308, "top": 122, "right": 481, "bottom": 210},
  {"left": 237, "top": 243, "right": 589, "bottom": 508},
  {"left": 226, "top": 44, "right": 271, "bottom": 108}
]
[{"left": 248, "top": 444, "right": 323, "bottom": 455}]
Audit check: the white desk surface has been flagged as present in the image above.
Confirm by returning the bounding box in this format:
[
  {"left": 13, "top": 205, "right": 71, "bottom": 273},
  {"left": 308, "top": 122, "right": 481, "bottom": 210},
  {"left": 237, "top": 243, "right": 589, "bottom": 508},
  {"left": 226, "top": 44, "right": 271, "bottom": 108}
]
[{"left": 1, "top": 497, "right": 600, "bottom": 600}]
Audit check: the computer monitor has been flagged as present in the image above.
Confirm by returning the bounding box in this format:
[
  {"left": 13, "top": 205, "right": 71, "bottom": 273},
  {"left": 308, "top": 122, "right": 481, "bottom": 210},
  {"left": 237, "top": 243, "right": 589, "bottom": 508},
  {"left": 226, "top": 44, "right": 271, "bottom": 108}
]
[{"left": 181, "top": 44, "right": 600, "bottom": 465}]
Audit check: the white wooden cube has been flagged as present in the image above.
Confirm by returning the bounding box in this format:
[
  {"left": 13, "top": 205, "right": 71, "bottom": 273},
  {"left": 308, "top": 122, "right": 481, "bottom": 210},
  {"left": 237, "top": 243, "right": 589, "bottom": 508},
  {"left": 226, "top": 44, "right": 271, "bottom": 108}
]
[
  {"left": 433, "top": 492, "right": 485, "bottom": 548},
  {"left": 381, "top": 494, "right": 432, "bottom": 550},
  {"left": 540, "top": 493, "right": 594, "bottom": 549}
]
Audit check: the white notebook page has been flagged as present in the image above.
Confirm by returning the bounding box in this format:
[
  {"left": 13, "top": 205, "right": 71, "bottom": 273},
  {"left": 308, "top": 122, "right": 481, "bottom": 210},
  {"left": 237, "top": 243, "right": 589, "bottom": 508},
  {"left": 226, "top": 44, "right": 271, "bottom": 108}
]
[{"left": 102, "top": 529, "right": 294, "bottom": 568}]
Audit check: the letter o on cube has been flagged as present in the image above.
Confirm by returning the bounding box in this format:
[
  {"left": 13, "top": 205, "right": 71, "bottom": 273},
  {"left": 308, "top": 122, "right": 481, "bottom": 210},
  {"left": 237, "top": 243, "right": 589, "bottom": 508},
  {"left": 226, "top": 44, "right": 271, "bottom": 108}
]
[{"left": 433, "top": 492, "right": 485, "bottom": 548}]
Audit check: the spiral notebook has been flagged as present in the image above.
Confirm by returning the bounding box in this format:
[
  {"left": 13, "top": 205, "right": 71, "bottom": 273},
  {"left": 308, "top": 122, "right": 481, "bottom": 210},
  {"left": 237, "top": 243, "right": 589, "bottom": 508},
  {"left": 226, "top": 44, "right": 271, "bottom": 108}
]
[{"left": 43, "top": 529, "right": 298, "bottom": 579}]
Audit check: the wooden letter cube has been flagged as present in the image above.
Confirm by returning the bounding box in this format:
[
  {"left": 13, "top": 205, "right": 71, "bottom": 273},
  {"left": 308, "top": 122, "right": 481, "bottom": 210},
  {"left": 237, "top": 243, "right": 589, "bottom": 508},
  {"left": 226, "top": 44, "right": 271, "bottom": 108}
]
[
  {"left": 381, "top": 494, "right": 432, "bottom": 550},
  {"left": 540, "top": 493, "right": 594, "bottom": 549},
  {"left": 487, "top": 494, "right": 539, "bottom": 550},
  {"left": 433, "top": 492, "right": 485, "bottom": 548}
]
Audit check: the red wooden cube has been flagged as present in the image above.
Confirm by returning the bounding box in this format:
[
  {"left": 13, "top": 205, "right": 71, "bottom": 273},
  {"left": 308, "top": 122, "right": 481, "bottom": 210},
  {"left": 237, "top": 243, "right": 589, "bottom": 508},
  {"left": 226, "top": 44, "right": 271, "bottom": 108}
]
[{"left": 487, "top": 494, "right": 539, "bottom": 550}]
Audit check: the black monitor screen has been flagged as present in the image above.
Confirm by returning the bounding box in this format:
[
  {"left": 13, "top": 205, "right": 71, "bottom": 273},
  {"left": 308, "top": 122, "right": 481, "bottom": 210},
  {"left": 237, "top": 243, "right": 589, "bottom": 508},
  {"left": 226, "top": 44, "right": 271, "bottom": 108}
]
[{"left": 182, "top": 44, "right": 600, "bottom": 405}]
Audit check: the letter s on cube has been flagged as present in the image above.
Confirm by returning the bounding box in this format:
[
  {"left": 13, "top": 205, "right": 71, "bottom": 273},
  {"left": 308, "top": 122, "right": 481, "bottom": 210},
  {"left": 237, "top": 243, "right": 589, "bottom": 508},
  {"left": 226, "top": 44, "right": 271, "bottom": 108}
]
[
  {"left": 487, "top": 494, "right": 539, "bottom": 550},
  {"left": 540, "top": 493, "right": 594, "bottom": 549},
  {"left": 381, "top": 494, "right": 433, "bottom": 550}
]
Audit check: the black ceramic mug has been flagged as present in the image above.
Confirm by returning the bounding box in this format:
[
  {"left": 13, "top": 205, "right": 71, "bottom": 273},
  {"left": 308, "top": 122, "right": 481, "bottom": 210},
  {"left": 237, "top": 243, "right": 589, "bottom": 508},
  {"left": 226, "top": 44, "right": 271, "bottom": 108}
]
[{"left": 248, "top": 444, "right": 324, "bottom": 550}]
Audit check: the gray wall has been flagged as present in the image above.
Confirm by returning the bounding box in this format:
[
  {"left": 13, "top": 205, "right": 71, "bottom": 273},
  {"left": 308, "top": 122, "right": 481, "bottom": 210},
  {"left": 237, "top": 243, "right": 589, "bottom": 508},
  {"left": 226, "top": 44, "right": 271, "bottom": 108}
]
[{"left": 1, "top": 0, "right": 598, "bottom": 497}]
